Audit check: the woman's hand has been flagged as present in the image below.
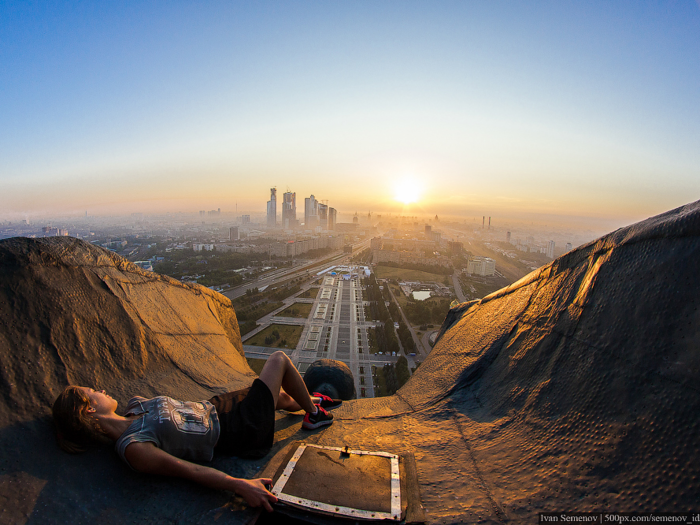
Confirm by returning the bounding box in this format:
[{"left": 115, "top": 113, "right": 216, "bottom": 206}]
[{"left": 233, "top": 478, "right": 277, "bottom": 512}]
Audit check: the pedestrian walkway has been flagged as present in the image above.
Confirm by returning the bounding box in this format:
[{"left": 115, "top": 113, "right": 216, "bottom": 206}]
[{"left": 240, "top": 269, "right": 411, "bottom": 399}]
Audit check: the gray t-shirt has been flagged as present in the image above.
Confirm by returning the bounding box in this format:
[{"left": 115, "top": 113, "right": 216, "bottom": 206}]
[{"left": 115, "top": 396, "right": 220, "bottom": 468}]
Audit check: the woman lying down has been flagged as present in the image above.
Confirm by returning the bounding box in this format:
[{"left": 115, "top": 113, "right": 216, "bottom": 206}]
[{"left": 52, "top": 351, "right": 341, "bottom": 512}]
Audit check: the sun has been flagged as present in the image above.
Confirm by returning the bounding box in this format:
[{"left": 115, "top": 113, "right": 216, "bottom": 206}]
[{"left": 394, "top": 177, "right": 422, "bottom": 205}]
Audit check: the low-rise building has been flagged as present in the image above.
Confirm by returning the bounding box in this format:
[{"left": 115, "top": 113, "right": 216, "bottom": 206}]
[
  {"left": 466, "top": 256, "right": 496, "bottom": 276},
  {"left": 268, "top": 235, "right": 344, "bottom": 257},
  {"left": 372, "top": 249, "right": 452, "bottom": 268},
  {"left": 133, "top": 261, "right": 154, "bottom": 272}
]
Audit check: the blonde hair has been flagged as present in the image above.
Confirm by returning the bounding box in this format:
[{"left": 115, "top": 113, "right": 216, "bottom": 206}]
[{"left": 52, "top": 386, "right": 107, "bottom": 453}]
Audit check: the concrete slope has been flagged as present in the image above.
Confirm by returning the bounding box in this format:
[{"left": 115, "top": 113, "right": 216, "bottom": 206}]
[{"left": 320, "top": 200, "right": 700, "bottom": 522}]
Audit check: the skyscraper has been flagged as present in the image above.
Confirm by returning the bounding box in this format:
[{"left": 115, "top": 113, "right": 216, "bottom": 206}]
[
  {"left": 266, "top": 188, "right": 277, "bottom": 228},
  {"left": 318, "top": 203, "right": 328, "bottom": 230},
  {"left": 328, "top": 207, "right": 337, "bottom": 230},
  {"left": 546, "top": 240, "right": 555, "bottom": 259},
  {"left": 304, "top": 195, "right": 318, "bottom": 229},
  {"left": 282, "top": 191, "right": 296, "bottom": 229}
]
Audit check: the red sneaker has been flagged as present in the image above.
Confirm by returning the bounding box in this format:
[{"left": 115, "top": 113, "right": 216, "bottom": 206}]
[
  {"left": 313, "top": 392, "right": 342, "bottom": 410},
  {"left": 302, "top": 405, "right": 334, "bottom": 430}
]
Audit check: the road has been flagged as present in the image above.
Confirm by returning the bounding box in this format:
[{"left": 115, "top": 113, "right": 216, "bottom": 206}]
[
  {"left": 384, "top": 282, "right": 428, "bottom": 362},
  {"left": 452, "top": 271, "right": 466, "bottom": 303},
  {"left": 224, "top": 238, "right": 372, "bottom": 301},
  {"left": 244, "top": 345, "right": 398, "bottom": 367}
]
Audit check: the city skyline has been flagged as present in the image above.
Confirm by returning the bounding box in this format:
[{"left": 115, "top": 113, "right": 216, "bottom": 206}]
[{"left": 1, "top": 2, "right": 699, "bottom": 226}]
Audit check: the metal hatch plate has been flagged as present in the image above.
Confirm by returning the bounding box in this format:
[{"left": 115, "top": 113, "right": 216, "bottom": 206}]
[{"left": 270, "top": 443, "right": 401, "bottom": 521}]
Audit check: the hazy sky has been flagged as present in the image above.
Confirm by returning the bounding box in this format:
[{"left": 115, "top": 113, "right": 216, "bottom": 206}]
[{"left": 2, "top": 1, "right": 699, "bottom": 225}]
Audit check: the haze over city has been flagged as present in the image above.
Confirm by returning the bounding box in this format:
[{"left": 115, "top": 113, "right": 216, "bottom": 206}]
[{"left": 2, "top": 1, "right": 699, "bottom": 230}]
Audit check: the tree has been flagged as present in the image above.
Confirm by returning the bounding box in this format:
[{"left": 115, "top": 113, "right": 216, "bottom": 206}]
[
  {"left": 383, "top": 363, "right": 399, "bottom": 395},
  {"left": 396, "top": 356, "right": 410, "bottom": 388},
  {"left": 397, "top": 321, "right": 416, "bottom": 353},
  {"left": 389, "top": 301, "right": 400, "bottom": 320},
  {"left": 389, "top": 338, "right": 400, "bottom": 355}
]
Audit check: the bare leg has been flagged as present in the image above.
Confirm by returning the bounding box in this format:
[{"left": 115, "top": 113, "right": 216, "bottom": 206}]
[
  {"left": 277, "top": 390, "right": 301, "bottom": 412},
  {"left": 258, "top": 351, "right": 316, "bottom": 413},
  {"left": 277, "top": 389, "right": 321, "bottom": 412}
]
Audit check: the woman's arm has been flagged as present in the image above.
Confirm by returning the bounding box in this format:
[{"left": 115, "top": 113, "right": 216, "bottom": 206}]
[{"left": 124, "top": 441, "right": 277, "bottom": 512}]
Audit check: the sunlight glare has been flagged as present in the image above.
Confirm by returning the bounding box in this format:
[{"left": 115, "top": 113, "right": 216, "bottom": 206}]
[{"left": 394, "top": 176, "right": 422, "bottom": 205}]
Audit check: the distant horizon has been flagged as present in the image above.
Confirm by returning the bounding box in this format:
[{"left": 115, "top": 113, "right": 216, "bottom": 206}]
[{"left": 2, "top": 192, "right": 677, "bottom": 240}]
